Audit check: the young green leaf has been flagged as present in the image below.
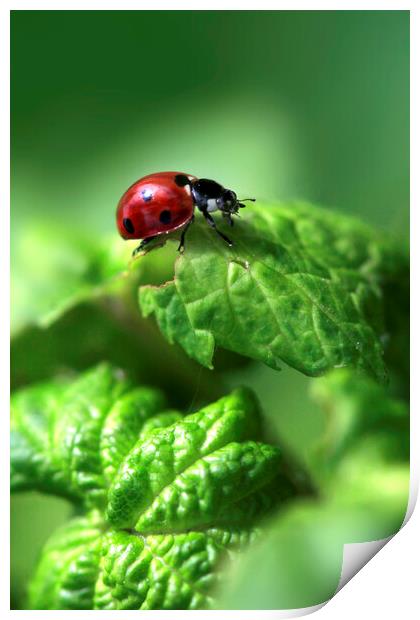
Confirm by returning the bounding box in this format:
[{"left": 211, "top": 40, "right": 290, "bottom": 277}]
[
  {"left": 94, "top": 527, "right": 257, "bottom": 610},
  {"left": 29, "top": 513, "right": 257, "bottom": 610},
  {"left": 29, "top": 513, "right": 103, "bottom": 610},
  {"left": 11, "top": 364, "right": 311, "bottom": 610},
  {"left": 11, "top": 380, "right": 69, "bottom": 496},
  {"left": 11, "top": 364, "right": 168, "bottom": 505},
  {"left": 140, "top": 202, "right": 407, "bottom": 381}
]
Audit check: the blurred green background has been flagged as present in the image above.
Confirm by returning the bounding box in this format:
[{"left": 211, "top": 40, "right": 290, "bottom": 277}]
[
  {"left": 11, "top": 10, "right": 409, "bottom": 609},
  {"left": 12, "top": 10, "right": 409, "bottom": 237}
]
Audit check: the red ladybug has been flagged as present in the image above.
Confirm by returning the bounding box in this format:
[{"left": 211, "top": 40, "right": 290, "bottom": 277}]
[{"left": 116, "top": 171, "right": 254, "bottom": 255}]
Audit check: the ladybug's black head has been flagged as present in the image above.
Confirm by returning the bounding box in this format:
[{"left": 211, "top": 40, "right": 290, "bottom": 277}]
[
  {"left": 220, "top": 189, "right": 238, "bottom": 211},
  {"left": 220, "top": 188, "right": 256, "bottom": 215}
]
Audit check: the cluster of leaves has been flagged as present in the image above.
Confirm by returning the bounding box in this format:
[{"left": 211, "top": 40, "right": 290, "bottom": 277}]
[
  {"left": 11, "top": 202, "right": 409, "bottom": 610},
  {"left": 11, "top": 364, "right": 310, "bottom": 609}
]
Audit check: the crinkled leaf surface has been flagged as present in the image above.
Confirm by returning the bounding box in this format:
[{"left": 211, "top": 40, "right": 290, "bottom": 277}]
[
  {"left": 140, "top": 202, "right": 407, "bottom": 381},
  {"left": 28, "top": 513, "right": 103, "bottom": 610},
  {"left": 11, "top": 364, "right": 166, "bottom": 505},
  {"left": 11, "top": 364, "right": 310, "bottom": 610},
  {"left": 29, "top": 512, "right": 257, "bottom": 611}
]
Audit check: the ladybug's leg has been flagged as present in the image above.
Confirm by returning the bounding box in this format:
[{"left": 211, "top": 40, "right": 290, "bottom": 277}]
[
  {"left": 132, "top": 236, "right": 157, "bottom": 257},
  {"left": 202, "top": 210, "right": 233, "bottom": 246},
  {"left": 222, "top": 212, "right": 235, "bottom": 227},
  {"left": 177, "top": 216, "right": 194, "bottom": 253}
]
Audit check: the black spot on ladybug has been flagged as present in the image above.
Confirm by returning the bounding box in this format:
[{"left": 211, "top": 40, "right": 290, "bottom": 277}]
[
  {"left": 123, "top": 218, "right": 135, "bottom": 234},
  {"left": 174, "top": 174, "right": 190, "bottom": 187},
  {"left": 141, "top": 189, "right": 153, "bottom": 202},
  {"left": 159, "top": 210, "right": 172, "bottom": 224}
]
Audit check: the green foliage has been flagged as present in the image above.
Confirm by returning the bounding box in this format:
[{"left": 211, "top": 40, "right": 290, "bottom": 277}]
[
  {"left": 216, "top": 370, "right": 409, "bottom": 609},
  {"left": 11, "top": 365, "right": 310, "bottom": 610},
  {"left": 11, "top": 10, "right": 409, "bottom": 611},
  {"left": 29, "top": 513, "right": 103, "bottom": 610},
  {"left": 10, "top": 301, "right": 221, "bottom": 411},
  {"left": 12, "top": 204, "right": 407, "bottom": 385},
  {"left": 10, "top": 200, "right": 409, "bottom": 610},
  {"left": 11, "top": 226, "right": 128, "bottom": 334},
  {"left": 140, "top": 202, "right": 406, "bottom": 381},
  {"left": 11, "top": 222, "right": 176, "bottom": 336},
  {"left": 311, "top": 368, "right": 409, "bottom": 469}
]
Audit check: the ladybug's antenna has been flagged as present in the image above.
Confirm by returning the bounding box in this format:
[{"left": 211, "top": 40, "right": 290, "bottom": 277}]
[{"left": 238, "top": 198, "right": 256, "bottom": 202}]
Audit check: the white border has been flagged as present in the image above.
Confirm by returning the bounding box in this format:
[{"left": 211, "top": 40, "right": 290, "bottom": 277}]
[
  {"left": 1, "top": 2, "right": 414, "bottom": 9},
  {"left": 3, "top": 3, "right": 416, "bottom": 618}
]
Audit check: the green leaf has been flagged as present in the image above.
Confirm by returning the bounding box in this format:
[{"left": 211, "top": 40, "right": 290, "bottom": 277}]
[
  {"left": 140, "top": 284, "right": 214, "bottom": 368},
  {"left": 140, "top": 202, "right": 407, "bottom": 381},
  {"left": 11, "top": 225, "right": 129, "bottom": 335},
  {"left": 12, "top": 365, "right": 310, "bottom": 609},
  {"left": 29, "top": 515, "right": 257, "bottom": 610},
  {"left": 11, "top": 364, "right": 168, "bottom": 505},
  {"left": 11, "top": 221, "right": 176, "bottom": 335},
  {"left": 29, "top": 513, "right": 103, "bottom": 610},
  {"left": 310, "top": 368, "right": 409, "bottom": 469},
  {"left": 11, "top": 380, "right": 69, "bottom": 496},
  {"left": 94, "top": 527, "right": 258, "bottom": 610},
  {"left": 106, "top": 387, "right": 263, "bottom": 530}
]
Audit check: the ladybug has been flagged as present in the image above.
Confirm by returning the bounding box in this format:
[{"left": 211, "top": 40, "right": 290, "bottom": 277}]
[{"left": 116, "top": 171, "right": 255, "bottom": 255}]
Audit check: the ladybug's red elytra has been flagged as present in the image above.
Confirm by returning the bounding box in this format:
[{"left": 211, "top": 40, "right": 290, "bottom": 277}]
[{"left": 116, "top": 171, "right": 255, "bottom": 255}]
